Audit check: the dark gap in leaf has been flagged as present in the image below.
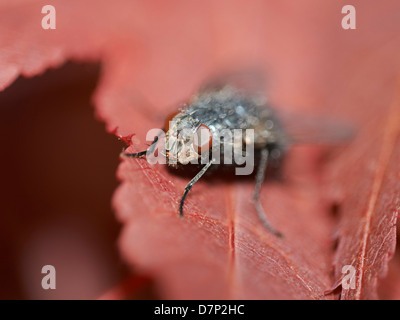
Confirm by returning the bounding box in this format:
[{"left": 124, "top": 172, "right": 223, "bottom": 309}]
[
  {"left": 329, "top": 202, "right": 341, "bottom": 253},
  {"left": 330, "top": 202, "right": 341, "bottom": 220},
  {"left": 331, "top": 235, "right": 339, "bottom": 253},
  {"left": 0, "top": 61, "right": 153, "bottom": 299},
  {"left": 324, "top": 281, "right": 342, "bottom": 299}
]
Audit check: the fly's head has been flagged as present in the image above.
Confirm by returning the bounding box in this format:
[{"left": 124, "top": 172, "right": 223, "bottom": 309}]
[{"left": 164, "top": 110, "right": 213, "bottom": 167}]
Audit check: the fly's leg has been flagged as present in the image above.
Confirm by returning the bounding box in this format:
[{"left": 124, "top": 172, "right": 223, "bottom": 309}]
[
  {"left": 121, "top": 132, "right": 161, "bottom": 158},
  {"left": 253, "top": 148, "right": 283, "bottom": 237},
  {"left": 179, "top": 159, "right": 215, "bottom": 217}
]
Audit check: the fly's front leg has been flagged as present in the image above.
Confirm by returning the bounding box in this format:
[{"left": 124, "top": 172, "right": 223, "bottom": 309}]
[
  {"left": 121, "top": 131, "right": 162, "bottom": 158},
  {"left": 179, "top": 159, "right": 215, "bottom": 217}
]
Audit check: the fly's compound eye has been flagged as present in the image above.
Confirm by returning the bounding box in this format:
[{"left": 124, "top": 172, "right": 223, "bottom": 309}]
[
  {"left": 164, "top": 111, "right": 181, "bottom": 132},
  {"left": 193, "top": 124, "right": 213, "bottom": 154}
]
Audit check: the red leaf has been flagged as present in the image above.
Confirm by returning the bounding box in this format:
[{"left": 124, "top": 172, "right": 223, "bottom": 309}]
[
  {"left": 1, "top": 0, "right": 400, "bottom": 299},
  {"left": 325, "top": 64, "right": 400, "bottom": 300}
]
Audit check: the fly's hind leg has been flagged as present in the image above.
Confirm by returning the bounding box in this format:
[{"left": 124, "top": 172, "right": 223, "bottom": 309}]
[{"left": 253, "top": 147, "right": 283, "bottom": 237}]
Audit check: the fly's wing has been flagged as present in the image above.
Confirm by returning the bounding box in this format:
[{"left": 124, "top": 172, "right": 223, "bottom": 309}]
[
  {"left": 277, "top": 109, "right": 356, "bottom": 145},
  {"left": 200, "top": 69, "right": 355, "bottom": 146}
]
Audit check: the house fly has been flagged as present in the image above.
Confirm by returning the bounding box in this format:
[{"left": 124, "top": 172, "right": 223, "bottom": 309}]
[{"left": 122, "top": 71, "right": 353, "bottom": 237}]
